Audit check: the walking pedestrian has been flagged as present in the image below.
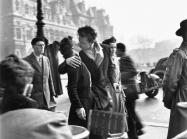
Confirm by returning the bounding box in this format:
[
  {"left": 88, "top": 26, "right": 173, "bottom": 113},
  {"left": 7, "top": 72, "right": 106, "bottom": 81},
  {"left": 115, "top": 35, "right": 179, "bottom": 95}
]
[
  {"left": 116, "top": 42, "right": 143, "bottom": 139},
  {"left": 24, "top": 37, "right": 56, "bottom": 111}
]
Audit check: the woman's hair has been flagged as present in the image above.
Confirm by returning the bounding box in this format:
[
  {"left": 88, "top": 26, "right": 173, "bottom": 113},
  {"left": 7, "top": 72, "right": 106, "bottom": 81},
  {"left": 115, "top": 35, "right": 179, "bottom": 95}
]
[
  {"left": 59, "top": 36, "right": 73, "bottom": 57},
  {"left": 77, "top": 26, "right": 97, "bottom": 43},
  {"left": 0, "top": 54, "right": 34, "bottom": 88},
  {"left": 102, "top": 36, "right": 116, "bottom": 45}
]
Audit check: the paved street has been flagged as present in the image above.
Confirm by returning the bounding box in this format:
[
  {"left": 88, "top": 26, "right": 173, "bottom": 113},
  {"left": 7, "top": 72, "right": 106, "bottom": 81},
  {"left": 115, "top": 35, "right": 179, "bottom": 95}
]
[
  {"left": 137, "top": 90, "right": 170, "bottom": 139},
  {"left": 56, "top": 78, "right": 170, "bottom": 139}
]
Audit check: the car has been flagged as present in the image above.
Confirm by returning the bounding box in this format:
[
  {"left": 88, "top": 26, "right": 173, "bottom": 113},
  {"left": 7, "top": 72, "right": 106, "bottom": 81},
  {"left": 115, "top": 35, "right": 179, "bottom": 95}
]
[
  {"left": 149, "top": 57, "right": 168, "bottom": 79},
  {"left": 137, "top": 57, "right": 168, "bottom": 98},
  {"left": 137, "top": 71, "right": 162, "bottom": 98}
]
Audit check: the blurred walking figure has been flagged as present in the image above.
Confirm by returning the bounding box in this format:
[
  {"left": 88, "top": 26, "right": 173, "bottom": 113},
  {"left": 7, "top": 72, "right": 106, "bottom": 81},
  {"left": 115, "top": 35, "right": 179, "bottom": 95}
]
[
  {"left": 59, "top": 37, "right": 93, "bottom": 128},
  {"left": 44, "top": 41, "right": 63, "bottom": 96},
  {"left": 24, "top": 37, "right": 56, "bottom": 111},
  {"left": 0, "top": 55, "right": 39, "bottom": 113},
  {"left": 116, "top": 43, "right": 143, "bottom": 139},
  {"left": 163, "top": 19, "right": 187, "bottom": 139}
]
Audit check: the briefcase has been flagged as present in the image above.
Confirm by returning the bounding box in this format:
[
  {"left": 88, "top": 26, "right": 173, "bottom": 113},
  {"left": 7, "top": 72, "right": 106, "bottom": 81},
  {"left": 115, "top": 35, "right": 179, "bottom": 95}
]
[{"left": 88, "top": 110, "right": 128, "bottom": 138}]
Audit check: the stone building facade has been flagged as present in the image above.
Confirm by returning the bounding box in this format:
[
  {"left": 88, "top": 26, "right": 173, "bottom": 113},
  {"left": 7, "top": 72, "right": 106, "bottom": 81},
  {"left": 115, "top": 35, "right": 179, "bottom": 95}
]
[{"left": 0, "top": 0, "right": 113, "bottom": 59}]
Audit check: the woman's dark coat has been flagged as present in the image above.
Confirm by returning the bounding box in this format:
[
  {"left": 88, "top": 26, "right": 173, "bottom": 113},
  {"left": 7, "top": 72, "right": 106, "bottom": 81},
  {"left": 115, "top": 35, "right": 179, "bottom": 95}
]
[{"left": 59, "top": 62, "right": 93, "bottom": 128}]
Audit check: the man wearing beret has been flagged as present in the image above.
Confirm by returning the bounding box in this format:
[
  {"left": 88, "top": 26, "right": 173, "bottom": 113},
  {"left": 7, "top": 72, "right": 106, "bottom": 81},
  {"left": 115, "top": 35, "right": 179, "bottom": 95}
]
[{"left": 163, "top": 19, "right": 187, "bottom": 138}]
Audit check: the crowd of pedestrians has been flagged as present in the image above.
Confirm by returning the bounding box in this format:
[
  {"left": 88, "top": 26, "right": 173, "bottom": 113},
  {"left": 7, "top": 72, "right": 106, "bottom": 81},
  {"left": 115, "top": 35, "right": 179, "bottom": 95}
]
[{"left": 1, "top": 19, "right": 187, "bottom": 139}]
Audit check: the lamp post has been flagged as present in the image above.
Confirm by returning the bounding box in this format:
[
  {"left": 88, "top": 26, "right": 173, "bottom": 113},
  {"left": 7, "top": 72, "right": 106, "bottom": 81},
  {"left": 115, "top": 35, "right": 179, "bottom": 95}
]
[{"left": 36, "top": 0, "right": 45, "bottom": 38}]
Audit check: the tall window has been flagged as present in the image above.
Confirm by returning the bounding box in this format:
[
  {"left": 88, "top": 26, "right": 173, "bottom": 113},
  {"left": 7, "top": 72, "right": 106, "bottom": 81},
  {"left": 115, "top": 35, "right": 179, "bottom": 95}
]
[
  {"left": 45, "top": 29, "right": 49, "bottom": 39},
  {"left": 15, "top": 0, "right": 20, "bottom": 11},
  {"left": 55, "top": 30, "right": 60, "bottom": 41},
  {"left": 57, "top": 16, "right": 60, "bottom": 24},
  {"left": 25, "top": 4, "right": 29, "bottom": 14},
  {"left": 26, "top": 30, "right": 32, "bottom": 40},
  {"left": 15, "top": 28, "right": 21, "bottom": 39},
  {"left": 50, "top": 30, "right": 54, "bottom": 41},
  {"left": 33, "top": 6, "right": 36, "bottom": 16}
]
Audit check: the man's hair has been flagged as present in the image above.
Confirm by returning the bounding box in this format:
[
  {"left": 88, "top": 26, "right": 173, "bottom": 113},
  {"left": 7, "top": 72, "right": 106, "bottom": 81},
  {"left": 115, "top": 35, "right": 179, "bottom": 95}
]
[
  {"left": 77, "top": 26, "right": 97, "bottom": 43},
  {"left": 102, "top": 36, "right": 116, "bottom": 45},
  {"left": 31, "top": 37, "right": 45, "bottom": 45},
  {"left": 117, "top": 43, "right": 126, "bottom": 52},
  {"left": 0, "top": 54, "right": 34, "bottom": 88}
]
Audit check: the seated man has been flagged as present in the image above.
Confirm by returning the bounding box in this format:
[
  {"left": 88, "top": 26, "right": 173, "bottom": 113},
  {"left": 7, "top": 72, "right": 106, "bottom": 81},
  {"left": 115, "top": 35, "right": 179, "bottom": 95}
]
[{"left": 0, "top": 54, "right": 39, "bottom": 113}]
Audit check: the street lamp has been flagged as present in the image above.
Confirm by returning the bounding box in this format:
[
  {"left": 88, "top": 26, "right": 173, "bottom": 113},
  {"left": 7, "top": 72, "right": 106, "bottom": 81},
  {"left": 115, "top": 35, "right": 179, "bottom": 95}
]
[{"left": 36, "top": 0, "right": 45, "bottom": 39}]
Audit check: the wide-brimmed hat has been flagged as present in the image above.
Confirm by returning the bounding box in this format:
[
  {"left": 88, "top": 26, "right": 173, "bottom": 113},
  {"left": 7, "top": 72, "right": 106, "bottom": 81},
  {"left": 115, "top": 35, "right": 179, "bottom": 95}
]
[{"left": 176, "top": 19, "right": 187, "bottom": 36}]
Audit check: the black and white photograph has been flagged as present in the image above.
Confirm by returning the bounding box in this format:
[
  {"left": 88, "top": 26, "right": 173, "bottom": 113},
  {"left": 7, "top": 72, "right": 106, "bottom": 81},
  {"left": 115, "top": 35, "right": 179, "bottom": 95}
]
[{"left": 0, "top": 0, "right": 187, "bottom": 139}]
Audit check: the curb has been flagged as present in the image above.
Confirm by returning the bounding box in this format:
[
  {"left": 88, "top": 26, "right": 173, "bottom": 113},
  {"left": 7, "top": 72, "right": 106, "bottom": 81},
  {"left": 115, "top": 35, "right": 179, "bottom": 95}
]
[{"left": 143, "top": 121, "right": 168, "bottom": 128}]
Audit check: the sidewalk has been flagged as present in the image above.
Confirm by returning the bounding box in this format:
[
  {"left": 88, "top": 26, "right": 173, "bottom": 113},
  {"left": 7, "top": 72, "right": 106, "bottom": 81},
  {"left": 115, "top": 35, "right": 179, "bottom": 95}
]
[
  {"left": 56, "top": 78, "right": 168, "bottom": 139},
  {"left": 56, "top": 94, "right": 168, "bottom": 139},
  {"left": 139, "top": 124, "right": 168, "bottom": 139}
]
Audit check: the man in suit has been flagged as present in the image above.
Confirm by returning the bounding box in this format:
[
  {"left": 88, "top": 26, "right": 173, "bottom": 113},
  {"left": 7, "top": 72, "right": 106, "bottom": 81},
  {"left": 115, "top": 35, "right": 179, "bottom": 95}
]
[{"left": 24, "top": 37, "right": 56, "bottom": 111}]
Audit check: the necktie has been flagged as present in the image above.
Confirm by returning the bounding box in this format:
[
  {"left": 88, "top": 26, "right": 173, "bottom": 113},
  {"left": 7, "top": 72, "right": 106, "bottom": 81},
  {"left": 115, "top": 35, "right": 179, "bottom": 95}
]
[{"left": 38, "top": 57, "right": 42, "bottom": 67}]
